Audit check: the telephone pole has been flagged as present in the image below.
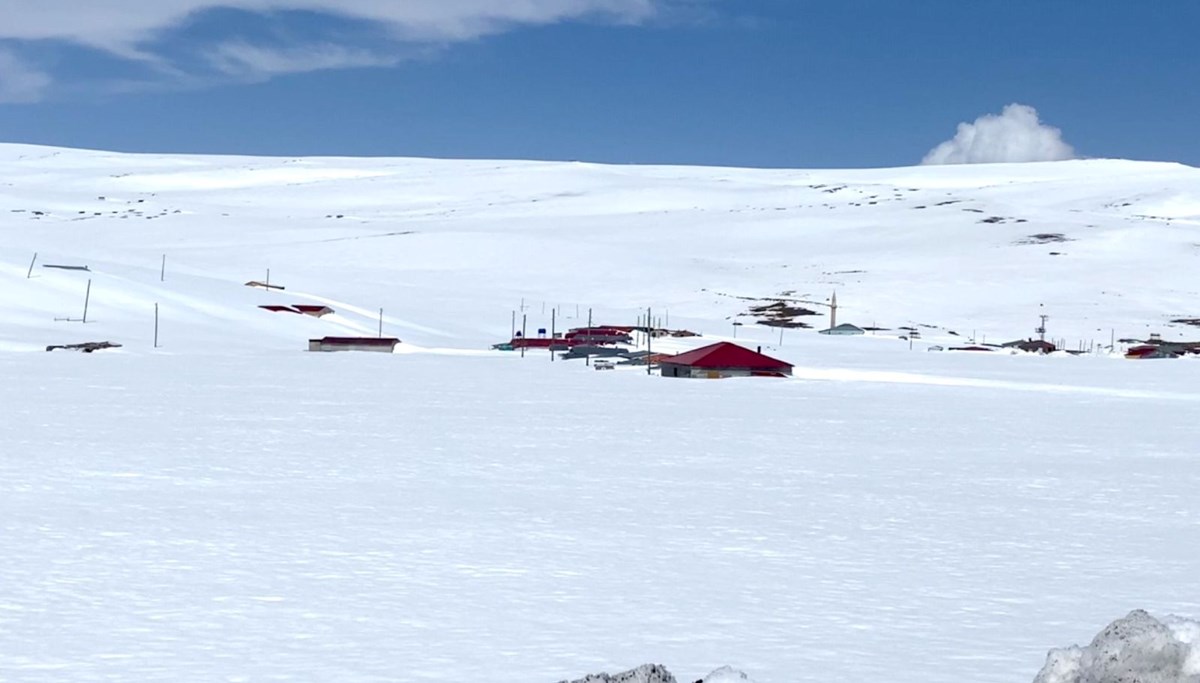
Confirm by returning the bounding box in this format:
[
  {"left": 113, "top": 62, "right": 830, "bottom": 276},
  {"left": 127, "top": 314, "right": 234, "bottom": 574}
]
[{"left": 646, "top": 307, "right": 652, "bottom": 375}]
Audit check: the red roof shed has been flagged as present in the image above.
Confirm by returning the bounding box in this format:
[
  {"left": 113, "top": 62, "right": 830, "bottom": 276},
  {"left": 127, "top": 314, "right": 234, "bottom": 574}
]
[{"left": 659, "top": 342, "right": 792, "bottom": 378}]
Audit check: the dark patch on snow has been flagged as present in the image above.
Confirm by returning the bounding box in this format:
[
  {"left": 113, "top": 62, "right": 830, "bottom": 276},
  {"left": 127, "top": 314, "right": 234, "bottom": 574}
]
[{"left": 1016, "top": 233, "right": 1072, "bottom": 245}]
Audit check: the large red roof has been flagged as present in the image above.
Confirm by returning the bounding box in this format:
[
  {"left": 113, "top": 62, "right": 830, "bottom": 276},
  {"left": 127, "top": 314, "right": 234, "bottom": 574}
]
[{"left": 659, "top": 342, "right": 792, "bottom": 370}]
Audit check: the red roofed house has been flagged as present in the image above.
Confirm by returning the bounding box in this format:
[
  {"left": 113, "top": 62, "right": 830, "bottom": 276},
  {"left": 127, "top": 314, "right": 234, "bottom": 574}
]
[{"left": 658, "top": 342, "right": 792, "bottom": 379}]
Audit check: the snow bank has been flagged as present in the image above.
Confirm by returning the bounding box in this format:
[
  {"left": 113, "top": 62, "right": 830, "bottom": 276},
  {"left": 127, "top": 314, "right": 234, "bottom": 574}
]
[
  {"left": 1033, "top": 610, "right": 1200, "bottom": 683},
  {"left": 556, "top": 664, "right": 756, "bottom": 683},
  {"left": 696, "top": 666, "right": 757, "bottom": 682},
  {"left": 557, "top": 663, "right": 676, "bottom": 683}
]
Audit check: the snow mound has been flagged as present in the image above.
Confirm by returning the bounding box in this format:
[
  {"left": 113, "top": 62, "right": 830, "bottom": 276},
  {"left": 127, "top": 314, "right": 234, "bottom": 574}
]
[
  {"left": 696, "top": 666, "right": 757, "bottom": 682},
  {"left": 558, "top": 663, "right": 677, "bottom": 683},
  {"left": 1033, "top": 610, "right": 1200, "bottom": 683}
]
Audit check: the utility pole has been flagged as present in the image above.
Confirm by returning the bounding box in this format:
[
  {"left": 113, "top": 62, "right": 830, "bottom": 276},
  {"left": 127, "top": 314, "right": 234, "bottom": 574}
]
[
  {"left": 511, "top": 310, "right": 516, "bottom": 339},
  {"left": 646, "top": 306, "right": 652, "bottom": 375},
  {"left": 586, "top": 308, "right": 593, "bottom": 367},
  {"left": 160, "top": 254, "right": 166, "bottom": 282},
  {"left": 551, "top": 308, "right": 556, "bottom": 362},
  {"left": 378, "top": 308, "right": 384, "bottom": 338},
  {"left": 154, "top": 303, "right": 160, "bottom": 348},
  {"left": 521, "top": 314, "right": 527, "bottom": 358},
  {"left": 82, "top": 279, "right": 92, "bottom": 323},
  {"left": 26, "top": 252, "right": 37, "bottom": 279}
]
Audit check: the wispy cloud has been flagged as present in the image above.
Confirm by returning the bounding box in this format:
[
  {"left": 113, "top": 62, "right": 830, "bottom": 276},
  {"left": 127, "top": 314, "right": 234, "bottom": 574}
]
[
  {"left": 922, "top": 104, "right": 1076, "bottom": 165},
  {"left": 0, "top": 48, "right": 51, "bottom": 103},
  {"left": 0, "top": 0, "right": 677, "bottom": 97},
  {"left": 206, "top": 42, "right": 400, "bottom": 80},
  {"left": 0, "top": 1, "right": 662, "bottom": 46}
]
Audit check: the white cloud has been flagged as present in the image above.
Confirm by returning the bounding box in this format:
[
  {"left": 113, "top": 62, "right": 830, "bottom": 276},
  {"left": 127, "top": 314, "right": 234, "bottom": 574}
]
[
  {"left": 206, "top": 42, "right": 400, "bottom": 80},
  {"left": 922, "top": 103, "right": 1076, "bottom": 165},
  {"left": 0, "top": 48, "right": 51, "bottom": 103},
  {"left": 0, "top": 1, "right": 661, "bottom": 51},
  {"left": 0, "top": 0, "right": 673, "bottom": 95}
]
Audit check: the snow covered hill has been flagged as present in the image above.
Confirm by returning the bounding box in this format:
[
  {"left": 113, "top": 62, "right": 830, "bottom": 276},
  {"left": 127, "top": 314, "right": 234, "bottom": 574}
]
[
  {"left": 2, "top": 143, "right": 1199, "bottom": 352},
  {"left": 3, "top": 145, "right": 1200, "bottom": 683}
]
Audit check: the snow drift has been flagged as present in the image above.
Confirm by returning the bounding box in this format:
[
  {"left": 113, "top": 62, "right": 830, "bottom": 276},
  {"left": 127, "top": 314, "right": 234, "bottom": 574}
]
[
  {"left": 557, "top": 664, "right": 756, "bottom": 683},
  {"left": 1033, "top": 610, "right": 1200, "bottom": 683}
]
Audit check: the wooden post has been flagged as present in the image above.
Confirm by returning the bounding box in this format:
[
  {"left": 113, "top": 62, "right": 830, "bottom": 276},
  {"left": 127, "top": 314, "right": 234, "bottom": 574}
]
[
  {"left": 154, "top": 303, "right": 159, "bottom": 348},
  {"left": 646, "top": 307, "right": 652, "bottom": 375},
  {"left": 378, "top": 308, "right": 383, "bottom": 338},
  {"left": 266, "top": 268, "right": 270, "bottom": 288},
  {"left": 26, "top": 252, "right": 37, "bottom": 279},
  {"left": 586, "top": 308, "right": 593, "bottom": 367},
  {"left": 160, "top": 254, "right": 166, "bottom": 282},
  {"left": 521, "top": 314, "right": 527, "bottom": 358},
  {"left": 82, "top": 279, "right": 92, "bottom": 323}
]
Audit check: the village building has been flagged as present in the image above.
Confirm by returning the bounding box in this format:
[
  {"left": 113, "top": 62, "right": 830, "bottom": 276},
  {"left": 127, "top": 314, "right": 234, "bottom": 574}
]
[
  {"left": 818, "top": 323, "right": 865, "bottom": 336},
  {"left": 1002, "top": 339, "right": 1057, "bottom": 354},
  {"left": 658, "top": 342, "right": 792, "bottom": 379},
  {"left": 1125, "top": 345, "right": 1177, "bottom": 359},
  {"left": 564, "top": 327, "right": 633, "bottom": 345},
  {"left": 259, "top": 305, "right": 300, "bottom": 314},
  {"left": 294, "top": 305, "right": 334, "bottom": 318},
  {"left": 308, "top": 336, "right": 399, "bottom": 353},
  {"left": 259, "top": 304, "right": 335, "bottom": 317}
]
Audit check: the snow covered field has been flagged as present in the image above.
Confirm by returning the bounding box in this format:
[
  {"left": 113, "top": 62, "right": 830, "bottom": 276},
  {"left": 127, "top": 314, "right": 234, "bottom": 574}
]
[{"left": 2, "top": 145, "right": 1200, "bottom": 682}]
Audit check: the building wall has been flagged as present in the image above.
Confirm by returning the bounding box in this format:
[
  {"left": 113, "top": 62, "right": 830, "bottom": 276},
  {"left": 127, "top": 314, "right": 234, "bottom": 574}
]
[
  {"left": 661, "top": 363, "right": 790, "bottom": 379},
  {"left": 311, "top": 342, "right": 396, "bottom": 353}
]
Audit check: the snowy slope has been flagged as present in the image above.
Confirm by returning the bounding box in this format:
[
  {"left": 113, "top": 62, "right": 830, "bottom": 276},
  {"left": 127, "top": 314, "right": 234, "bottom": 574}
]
[
  {"left": 2, "top": 145, "right": 1200, "bottom": 683},
  {"left": 2, "top": 144, "right": 1199, "bottom": 351}
]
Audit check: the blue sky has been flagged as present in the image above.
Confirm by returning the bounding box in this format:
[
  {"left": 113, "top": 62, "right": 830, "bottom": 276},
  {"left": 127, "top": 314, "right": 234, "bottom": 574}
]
[{"left": 0, "top": 0, "right": 1196, "bottom": 168}]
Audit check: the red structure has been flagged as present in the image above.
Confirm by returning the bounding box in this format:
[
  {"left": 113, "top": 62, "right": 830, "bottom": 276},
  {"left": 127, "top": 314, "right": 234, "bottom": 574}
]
[
  {"left": 563, "top": 327, "right": 633, "bottom": 344},
  {"left": 308, "top": 337, "right": 399, "bottom": 353},
  {"left": 293, "top": 305, "right": 334, "bottom": 318},
  {"left": 259, "top": 304, "right": 335, "bottom": 317},
  {"left": 1125, "top": 345, "right": 1177, "bottom": 359},
  {"left": 658, "top": 342, "right": 792, "bottom": 378}
]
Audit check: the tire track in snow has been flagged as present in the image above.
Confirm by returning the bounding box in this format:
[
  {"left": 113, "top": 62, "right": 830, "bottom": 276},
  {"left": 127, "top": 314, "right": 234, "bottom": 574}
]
[{"left": 286, "top": 290, "right": 454, "bottom": 338}]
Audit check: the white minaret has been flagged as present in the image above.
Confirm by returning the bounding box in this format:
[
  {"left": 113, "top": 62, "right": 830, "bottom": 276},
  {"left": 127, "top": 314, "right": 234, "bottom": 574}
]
[{"left": 830, "top": 290, "right": 838, "bottom": 329}]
